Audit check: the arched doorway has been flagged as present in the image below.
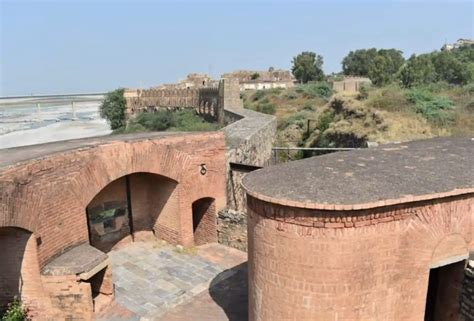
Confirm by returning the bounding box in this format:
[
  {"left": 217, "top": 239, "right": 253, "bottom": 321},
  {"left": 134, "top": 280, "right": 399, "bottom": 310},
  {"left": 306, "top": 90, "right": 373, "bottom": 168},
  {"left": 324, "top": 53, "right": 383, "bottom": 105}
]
[
  {"left": 0, "top": 227, "right": 47, "bottom": 315},
  {"left": 86, "top": 172, "right": 178, "bottom": 252},
  {"left": 192, "top": 197, "right": 217, "bottom": 246}
]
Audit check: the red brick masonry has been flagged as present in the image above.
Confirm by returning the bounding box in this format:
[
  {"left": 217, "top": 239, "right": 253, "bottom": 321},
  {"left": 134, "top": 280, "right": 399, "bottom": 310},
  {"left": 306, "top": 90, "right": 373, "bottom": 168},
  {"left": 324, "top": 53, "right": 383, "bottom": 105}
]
[
  {"left": 0, "top": 132, "right": 226, "bottom": 319},
  {"left": 243, "top": 138, "right": 474, "bottom": 321}
]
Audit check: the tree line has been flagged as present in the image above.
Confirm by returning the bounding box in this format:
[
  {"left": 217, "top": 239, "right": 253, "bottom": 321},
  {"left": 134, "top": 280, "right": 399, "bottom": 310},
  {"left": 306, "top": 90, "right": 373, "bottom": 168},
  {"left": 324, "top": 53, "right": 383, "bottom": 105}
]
[{"left": 291, "top": 45, "right": 474, "bottom": 87}]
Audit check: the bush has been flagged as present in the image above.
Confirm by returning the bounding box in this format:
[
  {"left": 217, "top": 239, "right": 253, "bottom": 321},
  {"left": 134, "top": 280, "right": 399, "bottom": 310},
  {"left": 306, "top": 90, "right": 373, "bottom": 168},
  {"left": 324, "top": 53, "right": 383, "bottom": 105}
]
[
  {"left": 302, "top": 102, "right": 314, "bottom": 111},
  {"left": 1, "top": 298, "right": 27, "bottom": 321},
  {"left": 115, "top": 110, "right": 218, "bottom": 134},
  {"left": 357, "top": 83, "right": 371, "bottom": 100},
  {"left": 406, "top": 88, "right": 454, "bottom": 125},
  {"left": 171, "top": 110, "right": 219, "bottom": 131},
  {"left": 366, "top": 85, "right": 410, "bottom": 112},
  {"left": 317, "top": 111, "right": 334, "bottom": 133},
  {"left": 463, "top": 83, "right": 474, "bottom": 94},
  {"left": 296, "top": 82, "right": 333, "bottom": 99},
  {"left": 100, "top": 88, "right": 126, "bottom": 130},
  {"left": 282, "top": 112, "right": 306, "bottom": 129},
  {"left": 256, "top": 102, "right": 276, "bottom": 115},
  {"left": 250, "top": 72, "right": 260, "bottom": 80},
  {"left": 134, "top": 110, "right": 173, "bottom": 131},
  {"left": 113, "top": 122, "right": 148, "bottom": 134},
  {"left": 252, "top": 90, "right": 266, "bottom": 101}
]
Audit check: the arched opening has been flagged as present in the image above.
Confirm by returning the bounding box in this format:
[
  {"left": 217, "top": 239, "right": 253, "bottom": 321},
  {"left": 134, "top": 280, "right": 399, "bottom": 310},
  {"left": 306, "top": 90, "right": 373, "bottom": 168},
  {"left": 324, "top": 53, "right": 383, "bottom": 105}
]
[
  {"left": 86, "top": 172, "right": 178, "bottom": 252},
  {"left": 0, "top": 227, "right": 47, "bottom": 315},
  {"left": 192, "top": 197, "right": 217, "bottom": 246}
]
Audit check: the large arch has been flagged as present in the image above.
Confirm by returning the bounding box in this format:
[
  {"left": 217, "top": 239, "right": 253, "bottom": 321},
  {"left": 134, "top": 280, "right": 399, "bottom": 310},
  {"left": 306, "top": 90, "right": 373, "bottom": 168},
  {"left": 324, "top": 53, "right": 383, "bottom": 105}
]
[
  {"left": 86, "top": 172, "right": 179, "bottom": 252},
  {"left": 0, "top": 132, "right": 226, "bottom": 268}
]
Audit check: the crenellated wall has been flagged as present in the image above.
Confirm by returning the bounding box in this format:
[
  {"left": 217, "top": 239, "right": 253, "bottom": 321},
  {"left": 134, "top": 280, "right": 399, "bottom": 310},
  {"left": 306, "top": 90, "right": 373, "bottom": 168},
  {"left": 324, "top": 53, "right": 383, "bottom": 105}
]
[{"left": 124, "top": 79, "right": 236, "bottom": 124}]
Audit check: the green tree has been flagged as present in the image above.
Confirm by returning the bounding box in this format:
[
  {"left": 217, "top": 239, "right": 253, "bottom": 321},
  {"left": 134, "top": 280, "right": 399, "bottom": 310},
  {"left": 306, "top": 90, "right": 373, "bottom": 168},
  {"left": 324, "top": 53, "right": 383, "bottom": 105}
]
[
  {"left": 291, "top": 51, "right": 324, "bottom": 83},
  {"left": 99, "top": 88, "right": 126, "bottom": 130},
  {"left": 431, "top": 51, "right": 472, "bottom": 85},
  {"left": 398, "top": 54, "right": 437, "bottom": 87},
  {"left": 342, "top": 48, "right": 378, "bottom": 76},
  {"left": 342, "top": 48, "right": 405, "bottom": 86},
  {"left": 250, "top": 72, "right": 260, "bottom": 80}
]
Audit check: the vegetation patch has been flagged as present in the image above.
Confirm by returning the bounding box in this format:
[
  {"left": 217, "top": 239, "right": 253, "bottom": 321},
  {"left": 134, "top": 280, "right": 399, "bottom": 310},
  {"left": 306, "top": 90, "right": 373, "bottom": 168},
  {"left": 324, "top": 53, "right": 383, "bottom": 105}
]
[
  {"left": 114, "top": 110, "right": 219, "bottom": 134},
  {"left": 1, "top": 298, "right": 27, "bottom": 321},
  {"left": 406, "top": 88, "right": 454, "bottom": 126}
]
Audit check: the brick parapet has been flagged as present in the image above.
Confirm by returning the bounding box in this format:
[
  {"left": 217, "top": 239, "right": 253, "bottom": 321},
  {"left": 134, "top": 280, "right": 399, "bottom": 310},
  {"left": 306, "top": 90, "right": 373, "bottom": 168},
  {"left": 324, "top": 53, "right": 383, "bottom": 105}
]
[{"left": 247, "top": 193, "right": 474, "bottom": 229}]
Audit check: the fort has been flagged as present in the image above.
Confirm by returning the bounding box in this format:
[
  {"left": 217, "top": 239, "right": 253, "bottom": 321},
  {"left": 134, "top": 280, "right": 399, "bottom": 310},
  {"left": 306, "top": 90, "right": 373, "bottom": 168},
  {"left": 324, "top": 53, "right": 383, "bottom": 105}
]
[{"left": 0, "top": 78, "right": 473, "bottom": 321}]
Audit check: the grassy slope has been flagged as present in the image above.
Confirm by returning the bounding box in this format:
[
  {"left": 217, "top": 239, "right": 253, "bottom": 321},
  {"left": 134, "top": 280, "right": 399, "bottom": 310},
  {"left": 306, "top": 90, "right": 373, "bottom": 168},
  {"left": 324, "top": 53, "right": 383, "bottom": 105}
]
[{"left": 242, "top": 83, "right": 474, "bottom": 149}]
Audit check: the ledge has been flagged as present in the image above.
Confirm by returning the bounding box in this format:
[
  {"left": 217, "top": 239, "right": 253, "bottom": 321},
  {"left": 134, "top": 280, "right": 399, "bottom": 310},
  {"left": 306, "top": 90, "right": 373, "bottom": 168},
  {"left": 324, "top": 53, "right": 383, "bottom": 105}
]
[
  {"left": 42, "top": 243, "right": 109, "bottom": 279},
  {"left": 242, "top": 137, "right": 474, "bottom": 210}
]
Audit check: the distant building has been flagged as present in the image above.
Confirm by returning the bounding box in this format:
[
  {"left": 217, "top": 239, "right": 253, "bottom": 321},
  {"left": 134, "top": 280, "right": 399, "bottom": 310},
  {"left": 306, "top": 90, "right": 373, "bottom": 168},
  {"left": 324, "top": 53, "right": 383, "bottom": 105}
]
[
  {"left": 331, "top": 76, "right": 371, "bottom": 93},
  {"left": 221, "top": 69, "right": 296, "bottom": 91},
  {"left": 155, "top": 73, "right": 217, "bottom": 90},
  {"left": 441, "top": 38, "right": 474, "bottom": 51}
]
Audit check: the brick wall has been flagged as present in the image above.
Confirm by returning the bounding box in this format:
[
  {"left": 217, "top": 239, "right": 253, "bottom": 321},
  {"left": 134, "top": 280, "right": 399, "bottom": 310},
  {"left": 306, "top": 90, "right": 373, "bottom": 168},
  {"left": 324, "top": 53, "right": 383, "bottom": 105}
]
[
  {"left": 247, "top": 194, "right": 473, "bottom": 321},
  {"left": 0, "top": 132, "right": 227, "bottom": 316},
  {"left": 42, "top": 275, "right": 93, "bottom": 320}
]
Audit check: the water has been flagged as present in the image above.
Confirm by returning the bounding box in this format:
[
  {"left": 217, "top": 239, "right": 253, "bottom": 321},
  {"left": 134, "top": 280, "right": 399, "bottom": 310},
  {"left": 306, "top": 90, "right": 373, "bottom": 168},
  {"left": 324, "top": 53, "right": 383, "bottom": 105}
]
[{"left": 0, "top": 100, "right": 112, "bottom": 149}]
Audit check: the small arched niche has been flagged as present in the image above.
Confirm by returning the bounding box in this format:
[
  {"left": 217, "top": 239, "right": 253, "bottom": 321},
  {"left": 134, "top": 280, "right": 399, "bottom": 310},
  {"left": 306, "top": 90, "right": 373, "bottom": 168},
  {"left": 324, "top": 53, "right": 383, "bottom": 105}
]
[{"left": 192, "top": 197, "right": 217, "bottom": 246}]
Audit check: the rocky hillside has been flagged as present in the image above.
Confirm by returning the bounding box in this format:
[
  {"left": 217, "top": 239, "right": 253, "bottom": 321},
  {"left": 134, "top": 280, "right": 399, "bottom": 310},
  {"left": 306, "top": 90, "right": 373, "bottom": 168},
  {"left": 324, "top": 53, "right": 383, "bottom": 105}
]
[{"left": 242, "top": 82, "right": 474, "bottom": 159}]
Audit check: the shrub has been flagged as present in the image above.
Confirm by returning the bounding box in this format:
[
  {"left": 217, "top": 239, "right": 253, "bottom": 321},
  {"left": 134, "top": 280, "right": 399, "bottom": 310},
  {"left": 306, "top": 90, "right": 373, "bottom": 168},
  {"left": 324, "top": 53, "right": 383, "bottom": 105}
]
[
  {"left": 113, "top": 122, "right": 149, "bottom": 134},
  {"left": 269, "top": 87, "right": 283, "bottom": 95},
  {"left": 366, "top": 85, "right": 410, "bottom": 112},
  {"left": 286, "top": 92, "right": 298, "bottom": 100},
  {"left": 114, "top": 110, "right": 218, "bottom": 134},
  {"left": 134, "top": 110, "right": 173, "bottom": 131},
  {"left": 250, "top": 72, "right": 260, "bottom": 80},
  {"left": 99, "top": 88, "right": 126, "bottom": 130},
  {"left": 406, "top": 88, "right": 454, "bottom": 125},
  {"left": 1, "top": 298, "right": 27, "bottom": 321},
  {"left": 302, "top": 102, "right": 314, "bottom": 111},
  {"left": 357, "top": 83, "right": 371, "bottom": 100},
  {"left": 464, "top": 83, "right": 474, "bottom": 94},
  {"left": 282, "top": 112, "right": 306, "bottom": 129},
  {"left": 256, "top": 102, "right": 276, "bottom": 115},
  {"left": 171, "top": 110, "right": 219, "bottom": 131},
  {"left": 252, "top": 90, "right": 266, "bottom": 101},
  {"left": 295, "top": 82, "right": 333, "bottom": 99},
  {"left": 317, "top": 111, "right": 334, "bottom": 133}
]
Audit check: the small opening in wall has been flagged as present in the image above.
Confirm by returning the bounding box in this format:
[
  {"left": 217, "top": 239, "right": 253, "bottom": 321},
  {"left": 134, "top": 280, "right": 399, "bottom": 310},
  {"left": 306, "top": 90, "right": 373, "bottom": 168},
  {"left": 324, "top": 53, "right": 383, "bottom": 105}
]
[{"left": 424, "top": 260, "right": 465, "bottom": 321}]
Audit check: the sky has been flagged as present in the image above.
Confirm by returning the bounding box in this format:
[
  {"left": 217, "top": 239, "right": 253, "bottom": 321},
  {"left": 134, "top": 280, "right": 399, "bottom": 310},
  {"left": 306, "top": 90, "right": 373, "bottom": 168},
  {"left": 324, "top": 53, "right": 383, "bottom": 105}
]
[{"left": 0, "top": 0, "right": 473, "bottom": 96}]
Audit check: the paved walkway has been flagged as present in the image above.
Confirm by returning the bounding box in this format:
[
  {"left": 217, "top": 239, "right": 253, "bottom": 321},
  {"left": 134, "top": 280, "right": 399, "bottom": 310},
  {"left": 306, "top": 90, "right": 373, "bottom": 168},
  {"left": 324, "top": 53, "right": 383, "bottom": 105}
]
[{"left": 97, "top": 241, "right": 247, "bottom": 321}]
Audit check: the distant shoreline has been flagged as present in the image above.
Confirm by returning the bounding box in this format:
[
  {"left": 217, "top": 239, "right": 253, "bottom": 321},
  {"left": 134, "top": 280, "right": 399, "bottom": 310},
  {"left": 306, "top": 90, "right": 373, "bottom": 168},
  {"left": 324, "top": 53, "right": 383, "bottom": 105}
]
[{"left": 0, "top": 95, "right": 105, "bottom": 108}]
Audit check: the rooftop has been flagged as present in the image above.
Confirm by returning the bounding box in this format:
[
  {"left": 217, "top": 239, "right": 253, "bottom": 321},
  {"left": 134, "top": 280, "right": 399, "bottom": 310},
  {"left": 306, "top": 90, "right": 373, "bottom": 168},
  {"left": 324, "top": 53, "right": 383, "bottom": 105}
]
[
  {"left": 242, "top": 137, "right": 474, "bottom": 210},
  {"left": 0, "top": 131, "right": 220, "bottom": 168}
]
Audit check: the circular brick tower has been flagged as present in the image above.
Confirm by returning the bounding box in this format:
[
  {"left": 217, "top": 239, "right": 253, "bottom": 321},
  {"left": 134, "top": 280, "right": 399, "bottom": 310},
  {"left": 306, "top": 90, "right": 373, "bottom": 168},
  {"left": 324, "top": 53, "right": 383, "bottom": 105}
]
[{"left": 242, "top": 138, "right": 474, "bottom": 321}]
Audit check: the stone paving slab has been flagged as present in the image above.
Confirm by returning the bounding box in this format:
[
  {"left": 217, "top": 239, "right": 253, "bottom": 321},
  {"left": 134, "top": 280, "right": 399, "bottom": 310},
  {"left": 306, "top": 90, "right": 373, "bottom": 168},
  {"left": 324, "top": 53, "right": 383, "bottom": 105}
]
[
  {"left": 156, "top": 262, "right": 248, "bottom": 321},
  {"left": 97, "top": 241, "right": 247, "bottom": 321}
]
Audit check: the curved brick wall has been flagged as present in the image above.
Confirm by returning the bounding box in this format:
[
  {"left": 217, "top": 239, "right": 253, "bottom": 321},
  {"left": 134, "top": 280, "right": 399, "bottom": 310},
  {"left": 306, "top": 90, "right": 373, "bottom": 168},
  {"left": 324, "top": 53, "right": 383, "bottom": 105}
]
[
  {"left": 0, "top": 132, "right": 226, "bottom": 267},
  {"left": 246, "top": 194, "right": 473, "bottom": 321}
]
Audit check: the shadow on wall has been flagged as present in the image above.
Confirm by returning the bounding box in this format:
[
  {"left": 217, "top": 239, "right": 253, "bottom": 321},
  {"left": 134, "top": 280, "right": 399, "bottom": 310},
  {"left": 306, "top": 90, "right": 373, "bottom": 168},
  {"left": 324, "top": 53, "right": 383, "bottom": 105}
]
[
  {"left": 192, "top": 197, "right": 217, "bottom": 246},
  {"left": 86, "top": 172, "right": 178, "bottom": 252},
  {"left": 209, "top": 262, "right": 248, "bottom": 321},
  {"left": 0, "top": 227, "right": 31, "bottom": 313}
]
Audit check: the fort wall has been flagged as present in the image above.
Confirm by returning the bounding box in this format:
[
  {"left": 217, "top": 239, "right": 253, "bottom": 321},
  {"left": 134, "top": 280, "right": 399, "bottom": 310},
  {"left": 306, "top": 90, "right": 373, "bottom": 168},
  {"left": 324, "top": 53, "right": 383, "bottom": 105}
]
[
  {"left": 246, "top": 194, "right": 473, "bottom": 321},
  {"left": 0, "top": 132, "right": 226, "bottom": 319}
]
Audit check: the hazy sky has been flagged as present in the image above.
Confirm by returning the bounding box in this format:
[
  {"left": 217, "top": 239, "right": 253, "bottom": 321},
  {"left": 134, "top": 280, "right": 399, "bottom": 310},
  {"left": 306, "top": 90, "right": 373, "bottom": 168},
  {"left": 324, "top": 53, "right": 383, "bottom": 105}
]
[{"left": 1, "top": 0, "right": 473, "bottom": 96}]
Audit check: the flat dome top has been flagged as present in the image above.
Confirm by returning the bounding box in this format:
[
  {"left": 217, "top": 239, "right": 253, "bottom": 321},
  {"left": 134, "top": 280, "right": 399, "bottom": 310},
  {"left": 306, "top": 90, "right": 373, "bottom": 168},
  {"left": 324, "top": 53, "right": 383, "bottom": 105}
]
[{"left": 242, "top": 137, "right": 474, "bottom": 210}]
